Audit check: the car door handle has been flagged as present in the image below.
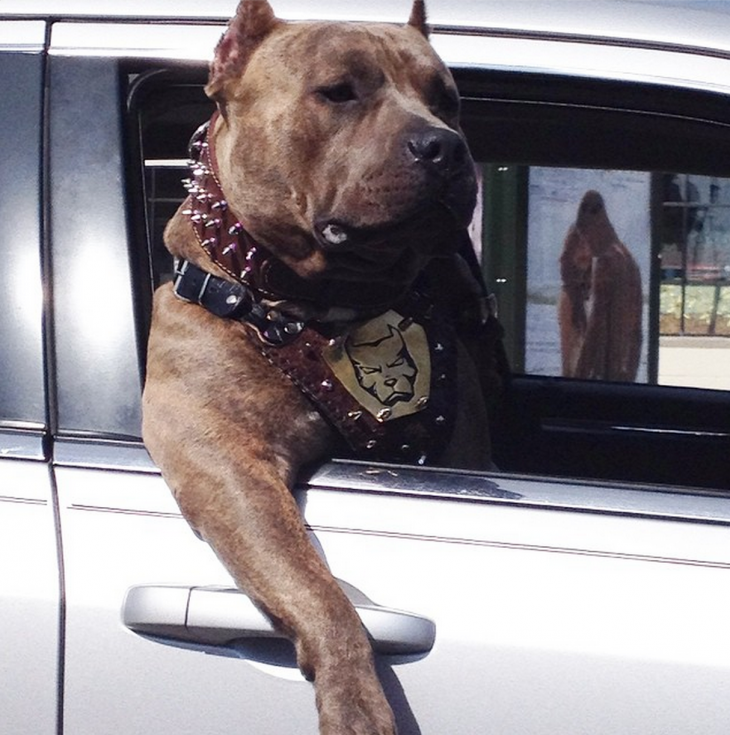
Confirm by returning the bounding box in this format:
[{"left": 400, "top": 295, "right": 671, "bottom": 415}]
[{"left": 122, "top": 582, "right": 436, "bottom": 655}]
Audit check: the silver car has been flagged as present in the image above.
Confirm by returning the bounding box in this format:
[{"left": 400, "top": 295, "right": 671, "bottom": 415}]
[{"left": 1, "top": 1, "right": 729, "bottom": 733}]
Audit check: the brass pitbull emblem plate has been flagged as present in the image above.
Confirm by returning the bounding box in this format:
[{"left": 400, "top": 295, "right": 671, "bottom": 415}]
[{"left": 323, "top": 310, "right": 431, "bottom": 422}]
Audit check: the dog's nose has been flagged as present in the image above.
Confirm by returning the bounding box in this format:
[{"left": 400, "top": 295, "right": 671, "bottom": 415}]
[{"left": 407, "top": 128, "right": 467, "bottom": 170}]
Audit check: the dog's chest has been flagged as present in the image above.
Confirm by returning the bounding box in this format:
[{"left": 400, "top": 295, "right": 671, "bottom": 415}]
[{"left": 253, "top": 305, "right": 459, "bottom": 466}]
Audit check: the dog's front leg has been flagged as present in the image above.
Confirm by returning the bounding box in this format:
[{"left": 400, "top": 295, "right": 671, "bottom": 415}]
[
  {"left": 172, "top": 453, "right": 396, "bottom": 734},
  {"left": 144, "top": 291, "right": 397, "bottom": 733}
]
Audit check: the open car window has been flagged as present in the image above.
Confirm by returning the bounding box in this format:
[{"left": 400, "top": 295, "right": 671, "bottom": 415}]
[{"left": 122, "top": 64, "right": 730, "bottom": 489}]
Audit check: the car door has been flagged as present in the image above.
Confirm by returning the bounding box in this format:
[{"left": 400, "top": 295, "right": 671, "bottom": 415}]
[
  {"left": 46, "top": 14, "right": 730, "bottom": 735},
  {"left": 0, "top": 20, "right": 61, "bottom": 735}
]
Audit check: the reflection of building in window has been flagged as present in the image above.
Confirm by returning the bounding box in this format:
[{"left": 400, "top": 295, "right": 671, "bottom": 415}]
[
  {"left": 559, "top": 190, "right": 642, "bottom": 381},
  {"left": 659, "top": 174, "right": 730, "bottom": 336}
]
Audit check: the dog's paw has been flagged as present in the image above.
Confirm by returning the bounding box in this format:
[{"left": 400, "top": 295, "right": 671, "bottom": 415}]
[
  {"left": 316, "top": 670, "right": 397, "bottom": 735},
  {"left": 319, "top": 707, "right": 397, "bottom": 735}
]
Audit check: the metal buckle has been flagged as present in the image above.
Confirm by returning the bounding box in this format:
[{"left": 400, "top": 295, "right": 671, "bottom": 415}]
[
  {"left": 172, "top": 259, "right": 192, "bottom": 302},
  {"left": 247, "top": 304, "right": 304, "bottom": 346}
]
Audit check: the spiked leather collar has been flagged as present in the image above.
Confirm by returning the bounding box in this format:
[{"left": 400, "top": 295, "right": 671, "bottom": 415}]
[{"left": 180, "top": 114, "right": 403, "bottom": 315}]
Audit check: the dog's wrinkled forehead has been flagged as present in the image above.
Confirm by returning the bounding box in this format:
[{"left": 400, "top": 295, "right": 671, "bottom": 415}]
[
  {"left": 206, "top": 0, "right": 455, "bottom": 113},
  {"left": 288, "top": 23, "right": 444, "bottom": 75},
  {"left": 244, "top": 21, "right": 453, "bottom": 99},
  {"left": 230, "top": 20, "right": 461, "bottom": 135}
]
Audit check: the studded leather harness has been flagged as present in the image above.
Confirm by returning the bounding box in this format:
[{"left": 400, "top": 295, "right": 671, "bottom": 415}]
[{"left": 172, "top": 115, "right": 474, "bottom": 464}]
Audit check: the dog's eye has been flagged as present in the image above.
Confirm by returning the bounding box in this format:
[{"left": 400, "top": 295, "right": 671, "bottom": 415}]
[
  {"left": 318, "top": 82, "right": 358, "bottom": 104},
  {"left": 427, "top": 77, "right": 460, "bottom": 120}
]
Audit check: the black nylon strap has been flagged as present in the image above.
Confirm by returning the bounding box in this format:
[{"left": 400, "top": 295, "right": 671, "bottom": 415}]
[
  {"left": 173, "top": 259, "right": 252, "bottom": 319},
  {"left": 173, "top": 259, "right": 304, "bottom": 345}
]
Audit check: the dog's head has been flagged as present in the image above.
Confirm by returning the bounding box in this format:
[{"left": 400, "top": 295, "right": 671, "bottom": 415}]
[{"left": 205, "top": 0, "right": 477, "bottom": 293}]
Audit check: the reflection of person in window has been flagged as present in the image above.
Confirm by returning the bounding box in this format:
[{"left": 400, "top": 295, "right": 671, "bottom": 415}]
[
  {"left": 558, "top": 225, "right": 592, "bottom": 376},
  {"left": 568, "top": 190, "right": 642, "bottom": 381}
]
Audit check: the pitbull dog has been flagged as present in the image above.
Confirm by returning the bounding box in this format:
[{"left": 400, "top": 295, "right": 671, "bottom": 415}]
[{"left": 143, "top": 1, "right": 505, "bottom": 732}]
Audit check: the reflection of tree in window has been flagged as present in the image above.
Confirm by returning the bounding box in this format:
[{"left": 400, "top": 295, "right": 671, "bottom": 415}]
[
  {"left": 689, "top": 178, "right": 730, "bottom": 282},
  {"left": 660, "top": 174, "right": 701, "bottom": 280}
]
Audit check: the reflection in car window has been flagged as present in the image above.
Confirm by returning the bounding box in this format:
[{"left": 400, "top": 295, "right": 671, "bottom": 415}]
[
  {"left": 659, "top": 174, "right": 730, "bottom": 388},
  {"left": 525, "top": 169, "right": 648, "bottom": 383},
  {"left": 470, "top": 163, "right": 730, "bottom": 392}
]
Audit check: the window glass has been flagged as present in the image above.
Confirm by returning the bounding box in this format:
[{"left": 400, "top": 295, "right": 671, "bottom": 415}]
[
  {"left": 470, "top": 164, "right": 730, "bottom": 392},
  {"left": 458, "top": 73, "right": 730, "bottom": 393},
  {"left": 50, "top": 57, "right": 143, "bottom": 438},
  {"left": 129, "top": 73, "right": 213, "bottom": 289},
  {"left": 658, "top": 174, "right": 730, "bottom": 389},
  {"left": 0, "top": 52, "right": 45, "bottom": 428},
  {"left": 525, "top": 167, "right": 650, "bottom": 383}
]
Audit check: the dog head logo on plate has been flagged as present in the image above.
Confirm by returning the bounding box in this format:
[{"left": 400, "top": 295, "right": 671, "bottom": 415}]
[
  {"left": 347, "top": 325, "right": 417, "bottom": 406},
  {"left": 324, "top": 310, "right": 431, "bottom": 422}
]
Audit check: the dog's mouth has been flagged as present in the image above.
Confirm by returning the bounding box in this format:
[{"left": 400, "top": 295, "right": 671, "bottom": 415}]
[
  {"left": 313, "top": 221, "right": 435, "bottom": 284},
  {"left": 313, "top": 200, "right": 470, "bottom": 283}
]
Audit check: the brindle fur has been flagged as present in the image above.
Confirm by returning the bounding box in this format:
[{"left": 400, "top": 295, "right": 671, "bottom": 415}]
[{"left": 143, "top": 2, "right": 493, "bottom": 732}]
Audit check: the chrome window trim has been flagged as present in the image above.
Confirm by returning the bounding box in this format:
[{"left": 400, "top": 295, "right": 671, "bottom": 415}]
[
  {"left": 0, "top": 20, "right": 45, "bottom": 51},
  {"left": 53, "top": 438, "right": 158, "bottom": 473},
  {"left": 434, "top": 34, "right": 730, "bottom": 96},
  {"left": 49, "top": 22, "right": 730, "bottom": 97},
  {"left": 48, "top": 437, "right": 730, "bottom": 525},
  {"left": 49, "top": 22, "right": 223, "bottom": 61},
  {"left": 307, "top": 461, "right": 730, "bottom": 526},
  {"left": 0, "top": 427, "right": 47, "bottom": 462}
]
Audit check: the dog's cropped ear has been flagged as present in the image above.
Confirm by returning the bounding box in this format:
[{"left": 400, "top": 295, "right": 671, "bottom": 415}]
[
  {"left": 206, "top": 0, "right": 281, "bottom": 103},
  {"left": 408, "top": 0, "right": 429, "bottom": 38}
]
